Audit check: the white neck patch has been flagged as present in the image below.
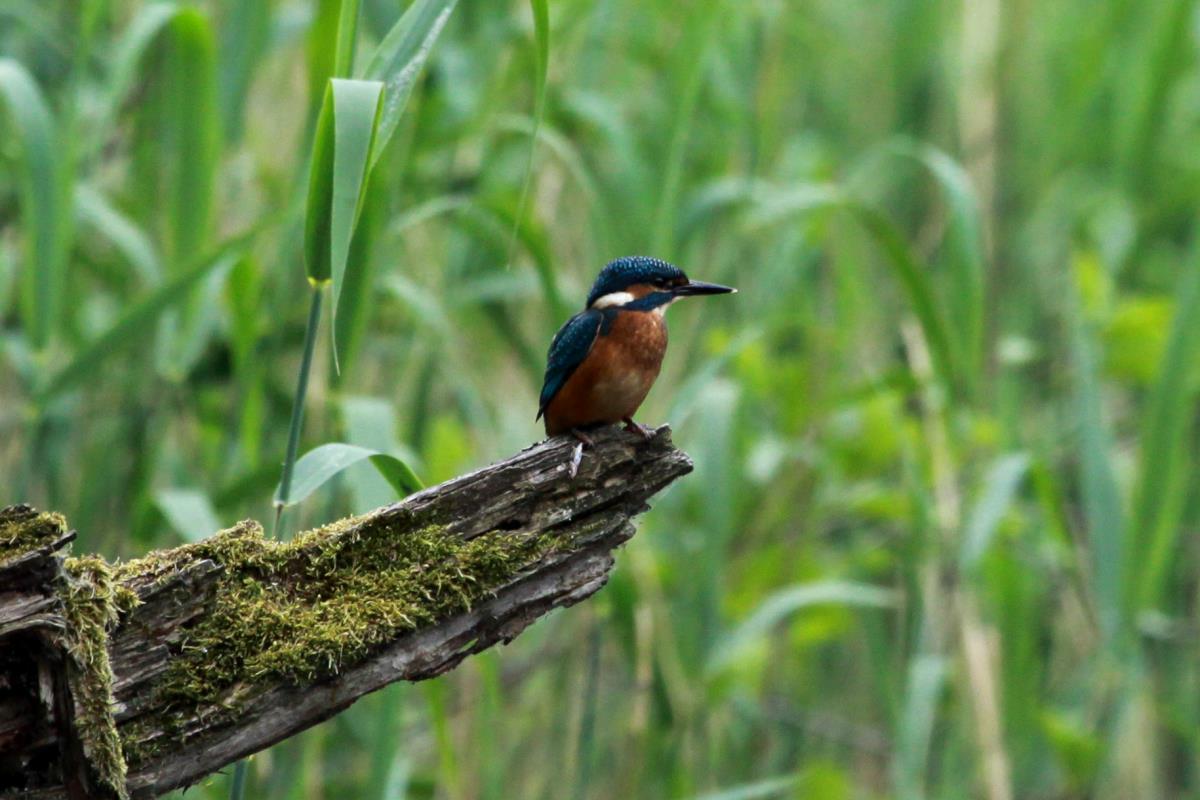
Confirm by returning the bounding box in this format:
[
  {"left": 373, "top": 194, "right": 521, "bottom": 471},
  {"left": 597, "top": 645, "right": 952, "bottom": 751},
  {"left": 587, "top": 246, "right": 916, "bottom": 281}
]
[
  {"left": 591, "top": 291, "right": 635, "bottom": 309},
  {"left": 652, "top": 297, "right": 679, "bottom": 315}
]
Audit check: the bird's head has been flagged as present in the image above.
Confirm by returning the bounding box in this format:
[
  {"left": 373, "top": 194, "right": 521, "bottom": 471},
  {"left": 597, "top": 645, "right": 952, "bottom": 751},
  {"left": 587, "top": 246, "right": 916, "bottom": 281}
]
[{"left": 585, "top": 256, "right": 735, "bottom": 311}]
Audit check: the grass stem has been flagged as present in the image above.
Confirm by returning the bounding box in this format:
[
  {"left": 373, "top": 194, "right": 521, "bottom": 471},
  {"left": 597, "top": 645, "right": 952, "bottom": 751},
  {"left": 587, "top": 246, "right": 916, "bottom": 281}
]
[
  {"left": 272, "top": 284, "right": 325, "bottom": 539},
  {"left": 231, "top": 285, "right": 323, "bottom": 799},
  {"left": 229, "top": 759, "right": 248, "bottom": 800}
]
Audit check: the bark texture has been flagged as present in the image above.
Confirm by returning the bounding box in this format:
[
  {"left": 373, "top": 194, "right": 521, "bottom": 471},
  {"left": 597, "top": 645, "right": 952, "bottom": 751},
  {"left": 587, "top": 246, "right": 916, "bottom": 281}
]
[{"left": 0, "top": 426, "right": 691, "bottom": 799}]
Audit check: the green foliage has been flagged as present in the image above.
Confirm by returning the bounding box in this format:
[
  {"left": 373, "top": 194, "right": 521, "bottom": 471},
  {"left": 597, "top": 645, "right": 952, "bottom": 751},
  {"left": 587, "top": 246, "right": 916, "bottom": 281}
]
[
  {"left": 1131, "top": 260, "right": 1200, "bottom": 610},
  {"left": 304, "top": 81, "right": 381, "bottom": 291},
  {"left": 122, "top": 5, "right": 221, "bottom": 376},
  {"left": 327, "top": 79, "right": 382, "bottom": 362},
  {"left": 707, "top": 580, "right": 897, "bottom": 674},
  {"left": 360, "top": 0, "right": 459, "bottom": 168},
  {"left": 35, "top": 233, "right": 250, "bottom": 401},
  {"left": 276, "top": 442, "right": 422, "bottom": 506},
  {"left": 154, "top": 487, "right": 222, "bottom": 543},
  {"left": 3, "top": 0, "right": 1200, "bottom": 797},
  {"left": 0, "top": 59, "right": 67, "bottom": 353}
]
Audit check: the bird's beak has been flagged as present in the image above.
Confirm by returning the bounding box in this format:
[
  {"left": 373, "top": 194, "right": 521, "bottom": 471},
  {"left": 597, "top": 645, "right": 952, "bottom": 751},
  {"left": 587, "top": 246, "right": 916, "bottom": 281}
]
[{"left": 673, "top": 280, "right": 737, "bottom": 297}]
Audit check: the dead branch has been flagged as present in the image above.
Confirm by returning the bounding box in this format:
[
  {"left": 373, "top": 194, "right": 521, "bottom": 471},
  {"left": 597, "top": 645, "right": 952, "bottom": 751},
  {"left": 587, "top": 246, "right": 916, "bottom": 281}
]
[{"left": 0, "top": 426, "right": 691, "bottom": 799}]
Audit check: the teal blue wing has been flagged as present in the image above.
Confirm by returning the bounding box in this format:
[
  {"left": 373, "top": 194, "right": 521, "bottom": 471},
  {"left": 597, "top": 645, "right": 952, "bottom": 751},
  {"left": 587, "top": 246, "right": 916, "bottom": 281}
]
[{"left": 537, "top": 309, "right": 604, "bottom": 420}]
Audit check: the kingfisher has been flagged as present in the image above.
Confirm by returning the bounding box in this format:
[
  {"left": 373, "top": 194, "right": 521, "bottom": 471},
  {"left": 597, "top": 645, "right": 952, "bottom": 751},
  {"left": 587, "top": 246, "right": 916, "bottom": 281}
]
[{"left": 537, "top": 256, "right": 735, "bottom": 474}]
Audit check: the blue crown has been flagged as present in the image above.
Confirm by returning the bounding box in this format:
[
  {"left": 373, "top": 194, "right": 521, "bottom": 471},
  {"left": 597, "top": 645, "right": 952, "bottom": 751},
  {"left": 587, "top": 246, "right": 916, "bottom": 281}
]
[{"left": 586, "top": 256, "right": 684, "bottom": 307}]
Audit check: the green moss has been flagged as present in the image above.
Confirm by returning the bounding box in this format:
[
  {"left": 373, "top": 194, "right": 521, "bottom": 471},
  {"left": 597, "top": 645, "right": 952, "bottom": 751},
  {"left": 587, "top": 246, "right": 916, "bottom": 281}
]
[
  {"left": 59, "top": 556, "right": 140, "bottom": 799},
  {"left": 115, "top": 513, "right": 560, "bottom": 763},
  {"left": 0, "top": 508, "right": 139, "bottom": 797},
  {"left": 0, "top": 509, "right": 69, "bottom": 564},
  {"left": 4, "top": 508, "right": 564, "bottom": 776}
]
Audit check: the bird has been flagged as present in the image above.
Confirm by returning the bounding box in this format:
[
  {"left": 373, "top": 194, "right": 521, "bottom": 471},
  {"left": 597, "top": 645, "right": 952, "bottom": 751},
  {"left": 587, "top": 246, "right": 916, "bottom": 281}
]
[{"left": 537, "top": 256, "right": 735, "bottom": 475}]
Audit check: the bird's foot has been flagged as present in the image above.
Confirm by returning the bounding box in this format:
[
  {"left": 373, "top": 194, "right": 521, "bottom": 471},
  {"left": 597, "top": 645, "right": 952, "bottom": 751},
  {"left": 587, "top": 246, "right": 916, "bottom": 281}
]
[
  {"left": 567, "top": 428, "right": 595, "bottom": 478},
  {"left": 622, "top": 417, "right": 653, "bottom": 441}
]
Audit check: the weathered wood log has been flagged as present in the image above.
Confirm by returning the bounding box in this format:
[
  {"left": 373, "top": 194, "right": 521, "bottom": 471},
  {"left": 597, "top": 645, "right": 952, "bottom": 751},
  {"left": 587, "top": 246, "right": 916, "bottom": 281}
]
[{"left": 0, "top": 426, "right": 692, "bottom": 799}]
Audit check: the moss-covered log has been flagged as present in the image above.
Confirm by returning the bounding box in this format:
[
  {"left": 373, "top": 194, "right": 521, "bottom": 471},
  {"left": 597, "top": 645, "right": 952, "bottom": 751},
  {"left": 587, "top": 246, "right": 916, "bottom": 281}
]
[{"left": 0, "top": 426, "right": 691, "bottom": 799}]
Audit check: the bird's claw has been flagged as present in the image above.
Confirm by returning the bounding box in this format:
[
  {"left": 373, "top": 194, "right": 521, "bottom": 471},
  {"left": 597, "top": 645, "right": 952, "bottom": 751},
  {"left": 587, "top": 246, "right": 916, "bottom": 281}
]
[
  {"left": 564, "top": 423, "right": 648, "bottom": 479},
  {"left": 622, "top": 418, "right": 653, "bottom": 441}
]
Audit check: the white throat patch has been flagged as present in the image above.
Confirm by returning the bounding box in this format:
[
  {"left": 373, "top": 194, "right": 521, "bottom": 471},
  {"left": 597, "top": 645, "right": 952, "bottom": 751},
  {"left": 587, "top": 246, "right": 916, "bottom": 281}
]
[{"left": 591, "top": 291, "right": 635, "bottom": 309}]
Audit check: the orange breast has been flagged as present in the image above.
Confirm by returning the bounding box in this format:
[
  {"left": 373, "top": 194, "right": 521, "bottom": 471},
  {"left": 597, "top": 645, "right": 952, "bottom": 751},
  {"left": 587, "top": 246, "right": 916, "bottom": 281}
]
[{"left": 544, "top": 310, "right": 668, "bottom": 435}]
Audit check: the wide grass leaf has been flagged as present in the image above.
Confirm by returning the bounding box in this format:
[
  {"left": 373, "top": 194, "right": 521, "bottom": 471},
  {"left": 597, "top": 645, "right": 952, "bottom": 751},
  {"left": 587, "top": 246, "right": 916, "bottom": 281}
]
[
  {"left": 960, "top": 453, "right": 1030, "bottom": 572},
  {"left": 275, "top": 443, "right": 423, "bottom": 507},
  {"left": 708, "top": 580, "right": 897, "bottom": 672},
  {"left": 650, "top": 0, "right": 722, "bottom": 255},
  {"left": 334, "top": 0, "right": 362, "bottom": 78},
  {"left": 894, "top": 654, "right": 947, "bottom": 800},
  {"left": 216, "top": 0, "right": 271, "bottom": 141},
  {"left": 110, "top": 5, "right": 219, "bottom": 262},
  {"left": 1068, "top": 291, "right": 1125, "bottom": 642},
  {"left": 493, "top": 114, "right": 611, "bottom": 257},
  {"left": 503, "top": 0, "right": 552, "bottom": 311},
  {"left": 0, "top": 59, "right": 67, "bottom": 352},
  {"left": 1113, "top": 0, "right": 1192, "bottom": 185},
  {"left": 36, "top": 228, "right": 261, "bottom": 401},
  {"left": 303, "top": 78, "right": 383, "bottom": 367},
  {"left": 101, "top": 2, "right": 180, "bottom": 151},
  {"left": 341, "top": 395, "right": 422, "bottom": 513},
  {"left": 530, "top": 0, "right": 548, "bottom": 101},
  {"left": 304, "top": 86, "right": 337, "bottom": 284},
  {"left": 331, "top": 179, "right": 381, "bottom": 379},
  {"left": 75, "top": 184, "right": 162, "bottom": 285},
  {"left": 330, "top": 79, "right": 383, "bottom": 365},
  {"left": 1131, "top": 257, "right": 1200, "bottom": 609},
  {"left": 847, "top": 204, "right": 960, "bottom": 394},
  {"left": 160, "top": 7, "right": 219, "bottom": 263},
  {"left": 118, "top": 6, "right": 221, "bottom": 377},
  {"left": 886, "top": 141, "right": 986, "bottom": 387},
  {"left": 365, "top": 685, "right": 410, "bottom": 800},
  {"left": 154, "top": 488, "right": 222, "bottom": 543},
  {"left": 361, "top": 0, "right": 459, "bottom": 168},
  {"left": 749, "top": 185, "right": 960, "bottom": 393},
  {"left": 687, "top": 776, "right": 799, "bottom": 800}
]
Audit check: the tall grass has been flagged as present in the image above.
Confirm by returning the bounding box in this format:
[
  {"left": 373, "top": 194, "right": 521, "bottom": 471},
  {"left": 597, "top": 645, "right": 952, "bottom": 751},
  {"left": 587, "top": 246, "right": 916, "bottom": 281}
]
[{"left": 3, "top": 1, "right": 1200, "bottom": 798}]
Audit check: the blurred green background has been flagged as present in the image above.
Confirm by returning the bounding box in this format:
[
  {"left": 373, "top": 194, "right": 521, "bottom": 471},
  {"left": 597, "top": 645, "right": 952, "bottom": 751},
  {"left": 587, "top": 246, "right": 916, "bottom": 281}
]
[{"left": 4, "top": 0, "right": 1200, "bottom": 797}]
